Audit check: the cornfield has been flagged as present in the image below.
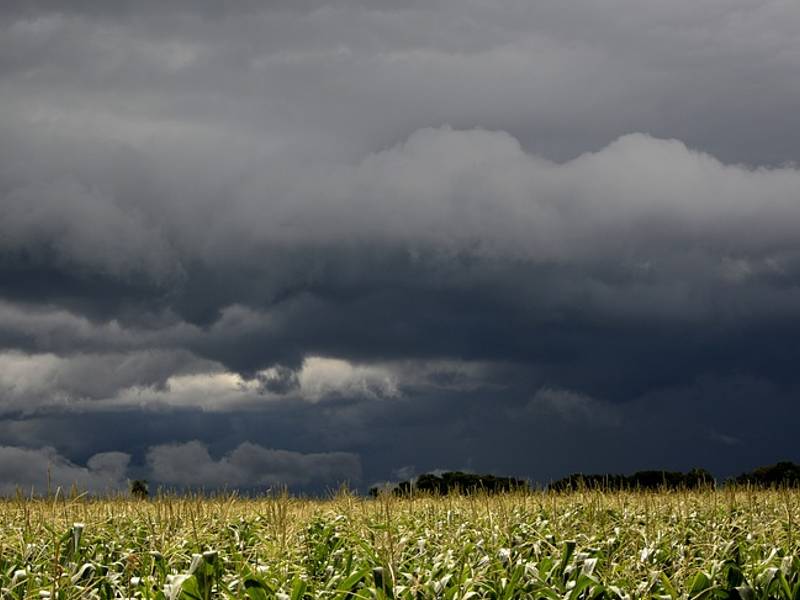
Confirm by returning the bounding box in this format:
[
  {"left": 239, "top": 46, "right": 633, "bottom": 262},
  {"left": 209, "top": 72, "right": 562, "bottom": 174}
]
[{"left": 1, "top": 488, "right": 798, "bottom": 599}]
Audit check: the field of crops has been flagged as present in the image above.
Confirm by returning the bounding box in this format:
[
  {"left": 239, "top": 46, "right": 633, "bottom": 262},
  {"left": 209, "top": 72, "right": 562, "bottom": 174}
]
[{"left": 0, "top": 488, "right": 798, "bottom": 599}]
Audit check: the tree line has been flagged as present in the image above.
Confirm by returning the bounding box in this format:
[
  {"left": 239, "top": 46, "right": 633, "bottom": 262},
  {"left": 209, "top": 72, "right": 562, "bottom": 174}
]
[
  {"left": 369, "top": 461, "right": 800, "bottom": 497},
  {"left": 369, "top": 471, "right": 527, "bottom": 497},
  {"left": 552, "top": 461, "right": 800, "bottom": 491},
  {"left": 547, "top": 468, "right": 713, "bottom": 491}
]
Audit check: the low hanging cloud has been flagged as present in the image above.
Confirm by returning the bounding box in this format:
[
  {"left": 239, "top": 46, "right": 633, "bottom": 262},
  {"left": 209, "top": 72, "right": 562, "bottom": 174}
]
[
  {"left": 0, "top": 446, "right": 129, "bottom": 495},
  {"left": 292, "top": 357, "right": 399, "bottom": 401},
  {"left": 0, "top": 441, "right": 361, "bottom": 495},
  {"left": 146, "top": 440, "right": 361, "bottom": 488},
  {"left": 0, "top": 349, "right": 217, "bottom": 415},
  {"left": 0, "top": 350, "right": 489, "bottom": 416}
]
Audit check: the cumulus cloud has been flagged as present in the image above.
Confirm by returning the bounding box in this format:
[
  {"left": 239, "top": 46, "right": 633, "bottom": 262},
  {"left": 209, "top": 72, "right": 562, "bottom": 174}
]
[
  {"left": 5, "top": 129, "right": 800, "bottom": 326},
  {"left": 0, "top": 440, "right": 359, "bottom": 495},
  {"left": 224, "top": 128, "right": 800, "bottom": 271},
  {"left": 0, "top": 446, "right": 129, "bottom": 495},
  {"left": 0, "top": 346, "right": 509, "bottom": 415},
  {"left": 294, "top": 357, "right": 399, "bottom": 401},
  {"left": 0, "top": 349, "right": 216, "bottom": 415},
  {"left": 110, "top": 355, "right": 403, "bottom": 411},
  {"left": 146, "top": 440, "right": 361, "bottom": 488}
]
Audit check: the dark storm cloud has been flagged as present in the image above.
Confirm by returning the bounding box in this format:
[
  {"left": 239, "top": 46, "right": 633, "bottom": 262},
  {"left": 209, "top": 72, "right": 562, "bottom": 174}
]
[
  {"left": 1, "top": 0, "right": 799, "bottom": 491},
  {"left": 1, "top": 372, "right": 795, "bottom": 492},
  {"left": 4, "top": 130, "right": 800, "bottom": 384}
]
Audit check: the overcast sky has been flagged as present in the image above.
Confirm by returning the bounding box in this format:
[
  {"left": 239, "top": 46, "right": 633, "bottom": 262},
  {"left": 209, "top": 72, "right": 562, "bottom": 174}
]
[{"left": 1, "top": 0, "right": 799, "bottom": 494}]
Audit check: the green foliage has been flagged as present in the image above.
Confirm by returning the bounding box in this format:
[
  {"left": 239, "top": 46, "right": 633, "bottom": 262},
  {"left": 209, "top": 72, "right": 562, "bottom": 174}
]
[
  {"left": 372, "top": 471, "right": 529, "bottom": 497},
  {"left": 0, "top": 488, "right": 798, "bottom": 598},
  {"left": 130, "top": 479, "right": 150, "bottom": 499},
  {"left": 550, "top": 467, "right": 715, "bottom": 491},
  {"left": 733, "top": 461, "right": 800, "bottom": 488}
]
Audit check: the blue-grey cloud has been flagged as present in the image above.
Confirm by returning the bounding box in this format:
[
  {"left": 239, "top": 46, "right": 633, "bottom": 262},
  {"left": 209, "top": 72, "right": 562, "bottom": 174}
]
[
  {"left": 0, "top": 445, "right": 129, "bottom": 495},
  {"left": 146, "top": 440, "right": 361, "bottom": 489},
  {"left": 1, "top": 0, "right": 799, "bottom": 491}
]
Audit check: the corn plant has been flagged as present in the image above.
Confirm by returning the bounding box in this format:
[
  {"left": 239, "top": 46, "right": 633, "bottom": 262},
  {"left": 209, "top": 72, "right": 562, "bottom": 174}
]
[{"left": 0, "top": 488, "right": 797, "bottom": 599}]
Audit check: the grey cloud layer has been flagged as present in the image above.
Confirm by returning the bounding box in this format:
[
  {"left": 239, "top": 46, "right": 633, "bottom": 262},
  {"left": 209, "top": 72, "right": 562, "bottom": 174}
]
[
  {"left": 0, "top": 446, "right": 128, "bottom": 494},
  {"left": 0, "top": 349, "right": 217, "bottom": 415},
  {"left": 3, "top": 0, "right": 798, "bottom": 165},
  {"left": 0, "top": 441, "right": 361, "bottom": 494},
  {"left": 1, "top": 0, "right": 799, "bottom": 489},
  {"left": 3, "top": 129, "right": 800, "bottom": 380},
  {"left": 5, "top": 130, "right": 800, "bottom": 311},
  {"left": 0, "top": 347, "right": 503, "bottom": 417},
  {"left": 147, "top": 441, "right": 361, "bottom": 488}
]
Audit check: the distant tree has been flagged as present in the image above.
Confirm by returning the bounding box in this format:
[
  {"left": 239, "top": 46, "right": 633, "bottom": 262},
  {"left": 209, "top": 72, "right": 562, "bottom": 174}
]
[
  {"left": 549, "top": 468, "right": 715, "bottom": 492},
  {"left": 130, "top": 479, "right": 149, "bottom": 499},
  {"left": 686, "top": 468, "right": 714, "bottom": 488},
  {"left": 390, "top": 471, "right": 527, "bottom": 496},
  {"left": 733, "top": 461, "right": 800, "bottom": 487}
]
